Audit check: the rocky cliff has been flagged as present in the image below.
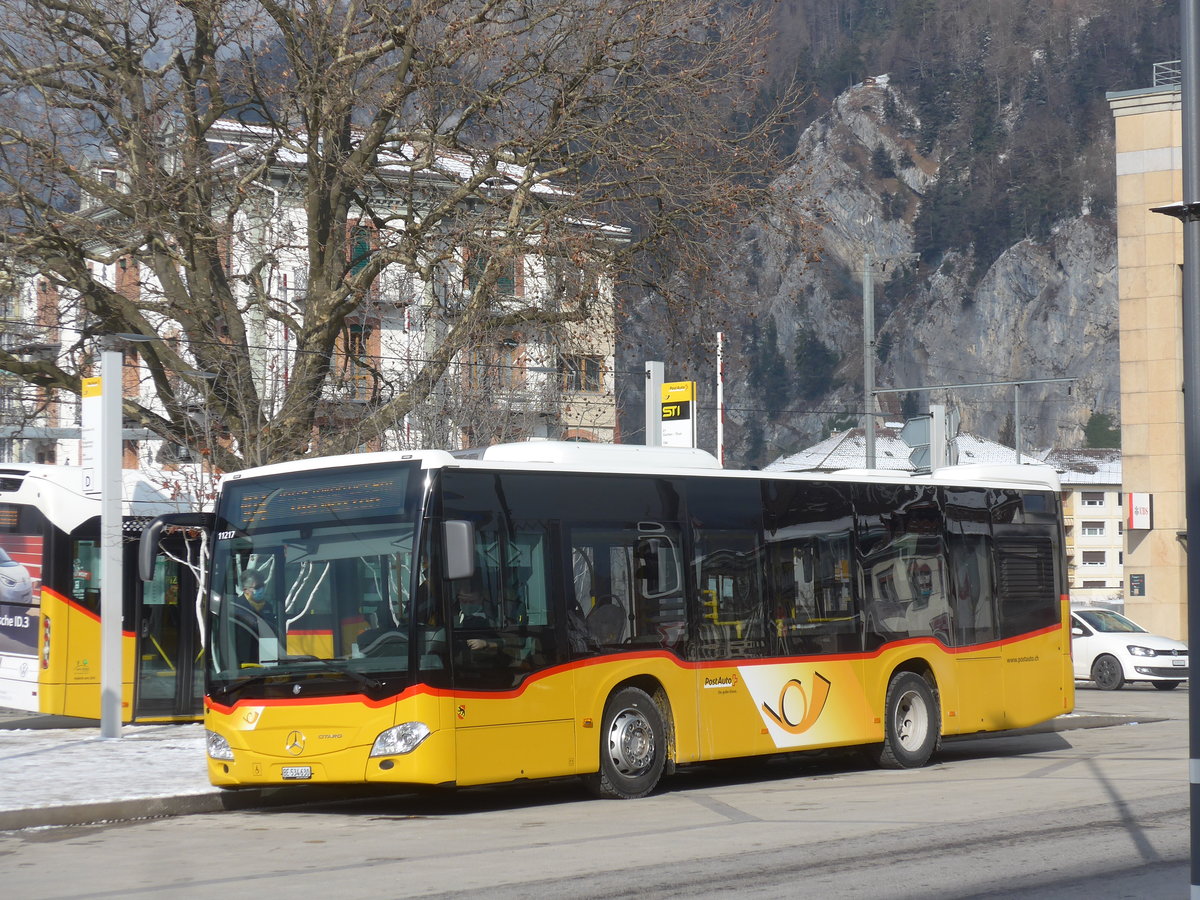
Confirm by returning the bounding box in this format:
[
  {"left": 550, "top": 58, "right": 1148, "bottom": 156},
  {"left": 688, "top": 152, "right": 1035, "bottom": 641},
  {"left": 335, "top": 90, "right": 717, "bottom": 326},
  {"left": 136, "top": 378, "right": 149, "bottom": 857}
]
[{"left": 700, "top": 75, "right": 1119, "bottom": 466}]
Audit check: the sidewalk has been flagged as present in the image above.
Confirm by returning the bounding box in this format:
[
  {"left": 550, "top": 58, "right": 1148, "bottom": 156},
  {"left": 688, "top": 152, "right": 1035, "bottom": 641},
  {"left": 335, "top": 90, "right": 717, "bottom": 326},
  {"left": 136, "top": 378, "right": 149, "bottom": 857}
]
[
  {"left": 0, "top": 699, "right": 1147, "bottom": 832},
  {"left": 0, "top": 708, "right": 225, "bottom": 830}
]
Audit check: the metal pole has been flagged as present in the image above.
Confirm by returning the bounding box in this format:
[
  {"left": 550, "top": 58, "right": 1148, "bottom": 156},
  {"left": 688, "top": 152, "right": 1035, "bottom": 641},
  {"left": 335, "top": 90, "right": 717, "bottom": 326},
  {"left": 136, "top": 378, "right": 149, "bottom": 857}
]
[
  {"left": 644, "top": 361, "right": 663, "bottom": 447},
  {"left": 1014, "top": 383, "right": 1021, "bottom": 464},
  {"left": 716, "top": 332, "right": 725, "bottom": 466},
  {"left": 863, "top": 253, "right": 875, "bottom": 468},
  {"left": 929, "top": 403, "right": 946, "bottom": 469},
  {"left": 1180, "top": 2, "right": 1200, "bottom": 894},
  {"left": 99, "top": 342, "right": 123, "bottom": 739}
]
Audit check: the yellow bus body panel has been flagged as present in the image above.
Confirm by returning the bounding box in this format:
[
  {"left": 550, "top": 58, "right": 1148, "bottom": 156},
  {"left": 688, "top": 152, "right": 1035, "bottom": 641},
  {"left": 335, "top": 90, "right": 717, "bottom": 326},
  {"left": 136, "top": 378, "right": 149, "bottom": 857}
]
[
  {"left": 206, "top": 690, "right": 452, "bottom": 787},
  {"left": 37, "top": 587, "right": 138, "bottom": 722},
  {"left": 204, "top": 620, "right": 1073, "bottom": 789}
]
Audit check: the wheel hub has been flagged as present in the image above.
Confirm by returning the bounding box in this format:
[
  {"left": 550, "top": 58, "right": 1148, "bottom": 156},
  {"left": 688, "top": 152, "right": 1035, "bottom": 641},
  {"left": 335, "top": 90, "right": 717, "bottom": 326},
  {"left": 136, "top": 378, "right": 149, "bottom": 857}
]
[
  {"left": 607, "top": 707, "right": 655, "bottom": 775},
  {"left": 895, "top": 690, "right": 929, "bottom": 751}
]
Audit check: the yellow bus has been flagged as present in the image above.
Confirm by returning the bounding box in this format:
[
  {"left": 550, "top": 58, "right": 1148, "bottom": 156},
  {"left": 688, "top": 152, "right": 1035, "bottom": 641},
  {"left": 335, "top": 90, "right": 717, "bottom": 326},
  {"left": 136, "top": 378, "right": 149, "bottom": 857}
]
[
  {"left": 0, "top": 465, "right": 203, "bottom": 722},
  {"left": 141, "top": 442, "right": 1073, "bottom": 798}
]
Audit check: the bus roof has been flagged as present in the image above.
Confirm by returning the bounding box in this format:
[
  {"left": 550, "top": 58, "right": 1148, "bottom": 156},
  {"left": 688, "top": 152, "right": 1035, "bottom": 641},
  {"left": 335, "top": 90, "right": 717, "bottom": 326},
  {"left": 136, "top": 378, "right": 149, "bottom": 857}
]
[
  {"left": 0, "top": 464, "right": 203, "bottom": 533},
  {"left": 218, "top": 442, "right": 1060, "bottom": 494}
]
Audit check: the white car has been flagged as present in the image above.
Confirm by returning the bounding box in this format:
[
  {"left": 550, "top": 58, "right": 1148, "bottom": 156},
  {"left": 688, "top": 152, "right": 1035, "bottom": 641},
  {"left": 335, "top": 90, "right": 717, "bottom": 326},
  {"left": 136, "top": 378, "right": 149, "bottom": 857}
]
[
  {"left": 1071, "top": 608, "right": 1188, "bottom": 691},
  {"left": 0, "top": 546, "right": 33, "bottom": 606}
]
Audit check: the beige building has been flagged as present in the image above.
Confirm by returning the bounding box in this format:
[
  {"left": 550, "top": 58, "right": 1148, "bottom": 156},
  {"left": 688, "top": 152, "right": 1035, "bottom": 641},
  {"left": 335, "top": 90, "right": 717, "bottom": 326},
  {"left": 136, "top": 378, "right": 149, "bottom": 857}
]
[{"left": 1107, "top": 69, "right": 1187, "bottom": 639}]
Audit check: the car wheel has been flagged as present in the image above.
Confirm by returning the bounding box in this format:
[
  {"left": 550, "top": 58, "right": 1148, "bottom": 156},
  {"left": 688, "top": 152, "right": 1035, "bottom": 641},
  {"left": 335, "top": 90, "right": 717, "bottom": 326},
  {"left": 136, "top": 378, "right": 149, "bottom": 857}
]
[
  {"left": 1152, "top": 680, "right": 1181, "bottom": 691},
  {"left": 867, "top": 671, "right": 940, "bottom": 769},
  {"left": 583, "top": 686, "right": 666, "bottom": 799},
  {"left": 1091, "top": 654, "right": 1125, "bottom": 691}
]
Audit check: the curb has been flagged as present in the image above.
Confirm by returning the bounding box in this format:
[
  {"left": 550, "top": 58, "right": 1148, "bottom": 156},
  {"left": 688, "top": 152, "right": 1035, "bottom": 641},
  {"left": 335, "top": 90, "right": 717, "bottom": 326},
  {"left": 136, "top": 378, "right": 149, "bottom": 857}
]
[
  {"left": 0, "top": 792, "right": 232, "bottom": 831},
  {"left": 0, "top": 783, "right": 424, "bottom": 832}
]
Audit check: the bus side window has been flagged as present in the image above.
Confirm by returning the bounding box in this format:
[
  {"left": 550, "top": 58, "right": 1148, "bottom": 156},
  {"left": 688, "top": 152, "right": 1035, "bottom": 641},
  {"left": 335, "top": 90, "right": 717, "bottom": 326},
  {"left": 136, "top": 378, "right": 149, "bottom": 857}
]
[
  {"left": 631, "top": 527, "right": 686, "bottom": 650},
  {"left": 854, "top": 484, "right": 952, "bottom": 648},
  {"left": 764, "top": 480, "right": 857, "bottom": 656}
]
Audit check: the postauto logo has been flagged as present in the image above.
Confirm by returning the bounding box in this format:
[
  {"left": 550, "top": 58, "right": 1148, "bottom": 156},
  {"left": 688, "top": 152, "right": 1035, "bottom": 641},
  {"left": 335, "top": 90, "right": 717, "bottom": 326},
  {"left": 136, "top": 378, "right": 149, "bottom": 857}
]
[{"left": 759, "top": 672, "right": 832, "bottom": 736}]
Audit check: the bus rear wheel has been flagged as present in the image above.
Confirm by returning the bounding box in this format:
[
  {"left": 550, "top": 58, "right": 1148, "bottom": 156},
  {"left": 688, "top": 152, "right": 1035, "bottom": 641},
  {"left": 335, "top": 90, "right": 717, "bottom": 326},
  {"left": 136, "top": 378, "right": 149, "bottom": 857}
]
[
  {"left": 584, "top": 686, "right": 666, "bottom": 799},
  {"left": 869, "top": 671, "right": 940, "bottom": 769}
]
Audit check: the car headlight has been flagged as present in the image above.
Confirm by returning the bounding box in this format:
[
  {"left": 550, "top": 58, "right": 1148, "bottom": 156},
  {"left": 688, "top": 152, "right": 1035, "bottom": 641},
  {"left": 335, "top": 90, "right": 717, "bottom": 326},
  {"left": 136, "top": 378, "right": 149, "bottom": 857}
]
[
  {"left": 206, "top": 730, "right": 235, "bottom": 761},
  {"left": 370, "top": 722, "right": 431, "bottom": 757},
  {"left": 1127, "top": 645, "right": 1155, "bottom": 657}
]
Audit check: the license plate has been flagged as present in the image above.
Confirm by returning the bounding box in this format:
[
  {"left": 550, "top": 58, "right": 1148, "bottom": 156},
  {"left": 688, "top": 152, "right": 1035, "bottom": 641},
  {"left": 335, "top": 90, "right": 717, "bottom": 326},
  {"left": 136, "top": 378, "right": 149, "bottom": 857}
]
[
  {"left": 281, "top": 766, "right": 313, "bottom": 780},
  {"left": 1172, "top": 658, "right": 1186, "bottom": 667}
]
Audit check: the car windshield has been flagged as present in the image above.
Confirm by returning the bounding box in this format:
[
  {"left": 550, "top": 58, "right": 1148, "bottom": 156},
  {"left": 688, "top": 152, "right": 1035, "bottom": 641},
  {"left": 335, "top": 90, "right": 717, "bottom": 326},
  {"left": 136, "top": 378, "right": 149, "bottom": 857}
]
[
  {"left": 1076, "top": 609, "right": 1147, "bottom": 634},
  {"left": 207, "top": 462, "right": 425, "bottom": 693},
  {"left": 0, "top": 547, "right": 16, "bottom": 566}
]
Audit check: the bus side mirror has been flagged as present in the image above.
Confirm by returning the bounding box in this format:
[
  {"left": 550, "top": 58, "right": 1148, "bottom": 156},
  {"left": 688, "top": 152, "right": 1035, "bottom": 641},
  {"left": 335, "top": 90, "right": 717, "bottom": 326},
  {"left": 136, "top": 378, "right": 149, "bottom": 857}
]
[
  {"left": 138, "top": 512, "right": 215, "bottom": 581},
  {"left": 443, "top": 520, "right": 476, "bottom": 582}
]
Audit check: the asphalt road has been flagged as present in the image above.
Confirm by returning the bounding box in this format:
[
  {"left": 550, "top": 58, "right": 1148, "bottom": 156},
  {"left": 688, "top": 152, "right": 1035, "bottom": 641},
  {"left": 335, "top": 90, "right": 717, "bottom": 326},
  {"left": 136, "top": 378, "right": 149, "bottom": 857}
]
[{"left": 0, "top": 683, "right": 1191, "bottom": 899}]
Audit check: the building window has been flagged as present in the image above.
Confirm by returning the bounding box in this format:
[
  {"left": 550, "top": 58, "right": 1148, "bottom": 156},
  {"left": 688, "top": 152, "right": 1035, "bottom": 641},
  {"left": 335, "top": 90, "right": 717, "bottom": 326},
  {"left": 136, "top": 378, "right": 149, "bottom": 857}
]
[
  {"left": 1081, "top": 521, "right": 1105, "bottom": 536},
  {"left": 468, "top": 340, "right": 525, "bottom": 391},
  {"left": 349, "top": 224, "right": 373, "bottom": 274},
  {"left": 1081, "top": 550, "right": 1106, "bottom": 566},
  {"left": 465, "top": 253, "right": 518, "bottom": 298},
  {"left": 1081, "top": 491, "right": 1104, "bottom": 507},
  {"left": 338, "top": 323, "right": 375, "bottom": 401},
  {"left": 560, "top": 355, "right": 603, "bottom": 392},
  {"left": 1081, "top": 580, "right": 1107, "bottom": 588}
]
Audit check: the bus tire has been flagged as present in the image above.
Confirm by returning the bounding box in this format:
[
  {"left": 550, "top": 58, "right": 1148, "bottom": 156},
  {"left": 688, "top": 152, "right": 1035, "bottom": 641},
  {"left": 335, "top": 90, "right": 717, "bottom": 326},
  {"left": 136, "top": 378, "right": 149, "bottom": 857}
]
[
  {"left": 1091, "top": 654, "right": 1125, "bottom": 691},
  {"left": 583, "top": 686, "right": 666, "bottom": 799},
  {"left": 871, "top": 671, "right": 940, "bottom": 770}
]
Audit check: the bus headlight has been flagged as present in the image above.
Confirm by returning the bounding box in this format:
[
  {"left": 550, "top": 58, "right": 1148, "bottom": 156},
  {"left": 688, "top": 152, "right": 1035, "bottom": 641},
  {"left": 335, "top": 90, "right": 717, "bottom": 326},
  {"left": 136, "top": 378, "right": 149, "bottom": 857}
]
[
  {"left": 206, "top": 730, "right": 235, "bottom": 761},
  {"left": 371, "top": 722, "right": 431, "bottom": 757}
]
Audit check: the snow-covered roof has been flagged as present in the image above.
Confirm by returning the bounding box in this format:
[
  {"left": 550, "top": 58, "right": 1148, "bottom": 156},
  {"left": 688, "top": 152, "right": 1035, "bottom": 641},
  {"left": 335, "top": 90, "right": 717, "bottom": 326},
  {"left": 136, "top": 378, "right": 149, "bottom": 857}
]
[
  {"left": 1038, "top": 447, "right": 1122, "bottom": 485},
  {"left": 766, "top": 426, "right": 1042, "bottom": 473},
  {"left": 204, "top": 118, "right": 609, "bottom": 209},
  {"left": 768, "top": 427, "right": 1122, "bottom": 487}
]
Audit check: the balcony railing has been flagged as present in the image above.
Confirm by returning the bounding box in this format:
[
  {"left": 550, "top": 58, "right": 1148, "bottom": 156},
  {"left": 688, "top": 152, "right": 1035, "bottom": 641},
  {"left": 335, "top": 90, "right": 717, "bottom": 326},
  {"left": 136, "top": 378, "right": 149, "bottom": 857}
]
[{"left": 1155, "top": 60, "right": 1182, "bottom": 87}]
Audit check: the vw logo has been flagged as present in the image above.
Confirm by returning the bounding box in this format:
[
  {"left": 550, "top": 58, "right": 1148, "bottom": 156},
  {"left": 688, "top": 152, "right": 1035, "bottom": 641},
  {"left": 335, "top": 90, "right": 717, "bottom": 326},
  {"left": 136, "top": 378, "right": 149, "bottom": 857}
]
[{"left": 285, "top": 730, "right": 306, "bottom": 756}]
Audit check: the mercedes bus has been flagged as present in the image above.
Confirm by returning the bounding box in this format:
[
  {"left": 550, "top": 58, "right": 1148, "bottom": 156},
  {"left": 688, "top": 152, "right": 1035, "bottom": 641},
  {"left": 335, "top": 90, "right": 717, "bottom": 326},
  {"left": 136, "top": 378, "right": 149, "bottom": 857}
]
[{"left": 140, "top": 441, "right": 1073, "bottom": 797}]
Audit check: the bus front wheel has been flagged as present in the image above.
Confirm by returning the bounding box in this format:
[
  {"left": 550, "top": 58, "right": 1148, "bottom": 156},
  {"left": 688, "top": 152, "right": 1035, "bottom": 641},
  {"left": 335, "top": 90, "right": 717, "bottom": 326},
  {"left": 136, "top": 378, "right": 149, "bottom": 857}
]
[
  {"left": 584, "top": 686, "right": 666, "bottom": 799},
  {"left": 869, "top": 671, "right": 940, "bottom": 769}
]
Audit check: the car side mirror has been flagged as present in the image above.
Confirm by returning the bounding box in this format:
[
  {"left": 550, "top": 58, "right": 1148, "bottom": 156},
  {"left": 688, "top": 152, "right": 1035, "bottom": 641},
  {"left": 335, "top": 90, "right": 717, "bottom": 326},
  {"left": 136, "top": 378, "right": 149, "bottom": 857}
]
[{"left": 1071, "top": 626, "right": 1084, "bottom": 637}]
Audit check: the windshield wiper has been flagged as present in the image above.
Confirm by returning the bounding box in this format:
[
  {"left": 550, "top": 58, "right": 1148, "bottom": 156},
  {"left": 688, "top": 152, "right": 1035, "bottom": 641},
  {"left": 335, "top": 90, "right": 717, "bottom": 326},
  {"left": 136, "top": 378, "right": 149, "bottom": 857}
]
[
  {"left": 211, "top": 672, "right": 280, "bottom": 702},
  {"left": 284, "top": 655, "right": 383, "bottom": 692}
]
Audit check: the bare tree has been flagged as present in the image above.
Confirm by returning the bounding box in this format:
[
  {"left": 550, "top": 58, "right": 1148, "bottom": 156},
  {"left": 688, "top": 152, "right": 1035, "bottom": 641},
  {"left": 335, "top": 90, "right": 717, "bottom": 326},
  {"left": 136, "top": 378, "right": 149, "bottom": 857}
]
[{"left": 0, "top": 0, "right": 805, "bottom": 469}]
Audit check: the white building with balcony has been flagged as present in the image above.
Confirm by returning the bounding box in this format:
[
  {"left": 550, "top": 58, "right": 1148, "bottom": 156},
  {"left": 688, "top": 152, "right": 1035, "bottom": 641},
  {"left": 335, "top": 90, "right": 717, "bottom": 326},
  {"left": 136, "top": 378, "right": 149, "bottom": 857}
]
[{"left": 0, "top": 119, "right": 622, "bottom": 467}]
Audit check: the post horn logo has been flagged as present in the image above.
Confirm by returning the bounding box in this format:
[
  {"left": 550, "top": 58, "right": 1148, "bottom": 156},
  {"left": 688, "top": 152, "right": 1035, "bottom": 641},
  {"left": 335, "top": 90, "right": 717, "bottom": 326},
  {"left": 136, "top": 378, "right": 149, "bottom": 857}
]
[{"left": 761, "top": 673, "right": 832, "bottom": 735}]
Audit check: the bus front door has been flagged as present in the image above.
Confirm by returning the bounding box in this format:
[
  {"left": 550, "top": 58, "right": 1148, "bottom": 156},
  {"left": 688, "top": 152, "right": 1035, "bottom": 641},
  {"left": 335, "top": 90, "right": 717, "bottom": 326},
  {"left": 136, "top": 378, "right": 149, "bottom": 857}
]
[{"left": 133, "top": 555, "right": 202, "bottom": 721}]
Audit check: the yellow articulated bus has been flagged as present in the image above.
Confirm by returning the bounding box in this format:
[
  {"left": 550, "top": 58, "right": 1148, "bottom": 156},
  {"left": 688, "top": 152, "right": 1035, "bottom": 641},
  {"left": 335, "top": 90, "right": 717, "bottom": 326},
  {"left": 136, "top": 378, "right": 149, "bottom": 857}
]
[
  {"left": 140, "top": 441, "right": 1072, "bottom": 798},
  {"left": 0, "top": 465, "right": 203, "bottom": 722}
]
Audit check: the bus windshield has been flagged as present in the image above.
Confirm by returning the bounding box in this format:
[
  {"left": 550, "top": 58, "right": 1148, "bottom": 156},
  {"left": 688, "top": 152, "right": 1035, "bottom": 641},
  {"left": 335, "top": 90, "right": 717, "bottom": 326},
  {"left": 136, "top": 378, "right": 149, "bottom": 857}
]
[{"left": 207, "top": 462, "right": 424, "bottom": 694}]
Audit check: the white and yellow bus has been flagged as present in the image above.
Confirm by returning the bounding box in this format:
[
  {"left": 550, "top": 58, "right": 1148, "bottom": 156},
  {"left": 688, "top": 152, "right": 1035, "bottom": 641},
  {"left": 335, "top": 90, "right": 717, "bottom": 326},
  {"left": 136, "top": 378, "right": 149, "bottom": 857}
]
[
  {"left": 0, "top": 465, "right": 203, "bottom": 722},
  {"left": 141, "top": 442, "right": 1072, "bottom": 798}
]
